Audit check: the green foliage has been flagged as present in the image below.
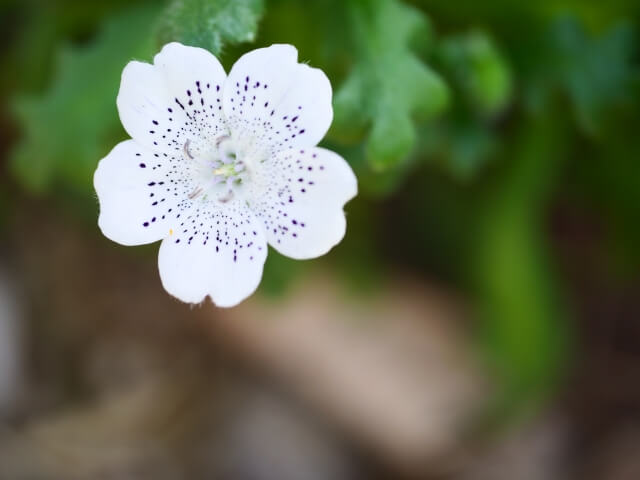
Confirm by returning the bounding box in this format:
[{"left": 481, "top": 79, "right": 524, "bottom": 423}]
[
  {"left": 474, "top": 112, "right": 570, "bottom": 415},
  {"left": 437, "top": 31, "right": 512, "bottom": 117},
  {"left": 419, "top": 119, "right": 498, "bottom": 181},
  {"left": 570, "top": 84, "right": 640, "bottom": 272},
  {"left": 9, "top": 0, "right": 269, "bottom": 195},
  {"left": 0, "top": 0, "right": 151, "bottom": 94},
  {"left": 10, "top": 4, "right": 161, "bottom": 194},
  {"left": 260, "top": 250, "right": 303, "bottom": 297},
  {"left": 157, "top": 0, "right": 265, "bottom": 55},
  {"left": 331, "top": 0, "right": 449, "bottom": 171},
  {"left": 411, "top": 32, "right": 512, "bottom": 180},
  {"left": 526, "top": 17, "right": 636, "bottom": 135},
  {"left": 4, "top": 0, "right": 640, "bottom": 428}
]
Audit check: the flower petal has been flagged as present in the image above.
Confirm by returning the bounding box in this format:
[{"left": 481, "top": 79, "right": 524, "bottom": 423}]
[
  {"left": 158, "top": 201, "right": 268, "bottom": 307},
  {"left": 249, "top": 147, "right": 357, "bottom": 259},
  {"left": 94, "top": 140, "right": 198, "bottom": 246},
  {"left": 117, "top": 42, "right": 228, "bottom": 156},
  {"left": 222, "top": 44, "right": 333, "bottom": 158}
]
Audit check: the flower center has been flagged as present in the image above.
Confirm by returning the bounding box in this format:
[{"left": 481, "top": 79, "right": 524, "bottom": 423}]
[{"left": 184, "top": 136, "right": 248, "bottom": 203}]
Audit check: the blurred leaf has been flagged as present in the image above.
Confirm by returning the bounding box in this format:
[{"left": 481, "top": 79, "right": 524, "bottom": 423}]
[
  {"left": 332, "top": 195, "right": 385, "bottom": 293},
  {"left": 10, "top": 4, "right": 161, "bottom": 194},
  {"left": 0, "top": 0, "right": 152, "bottom": 95},
  {"left": 474, "top": 110, "right": 571, "bottom": 418},
  {"left": 333, "top": 143, "right": 411, "bottom": 198},
  {"left": 414, "top": 31, "right": 511, "bottom": 181},
  {"left": 420, "top": 119, "right": 498, "bottom": 181},
  {"left": 437, "top": 31, "right": 513, "bottom": 117},
  {"left": 571, "top": 83, "right": 640, "bottom": 272},
  {"left": 256, "top": 0, "right": 353, "bottom": 82},
  {"left": 260, "top": 249, "right": 303, "bottom": 297},
  {"left": 526, "top": 16, "right": 636, "bottom": 135},
  {"left": 157, "top": 0, "right": 264, "bottom": 55},
  {"left": 331, "top": 0, "right": 449, "bottom": 171}
]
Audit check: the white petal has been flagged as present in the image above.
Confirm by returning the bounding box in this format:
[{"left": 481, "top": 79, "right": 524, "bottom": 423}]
[
  {"left": 249, "top": 147, "right": 357, "bottom": 259},
  {"left": 94, "top": 140, "right": 196, "bottom": 246},
  {"left": 158, "top": 201, "right": 268, "bottom": 307},
  {"left": 117, "top": 42, "right": 228, "bottom": 156},
  {"left": 222, "top": 44, "right": 333, "bottom": 158}
]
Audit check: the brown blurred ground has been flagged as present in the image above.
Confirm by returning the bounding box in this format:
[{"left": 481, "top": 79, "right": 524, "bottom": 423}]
[{"left": 1, "top": 200, "right": 640, "bottom": 480}]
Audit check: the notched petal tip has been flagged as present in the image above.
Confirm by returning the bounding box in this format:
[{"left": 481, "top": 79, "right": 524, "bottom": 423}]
[
  {"left": 208, "top": 277, "right": 262, "bottom": 309},
  {"left": 153, "top": 41, "right": 223, "bottom": 66},
  {"left": 160, "top": 280, "right": 208, "bottom": 306},
  {"left": 262, "top": 43, "right": 299, "bottom": 61},
  {"left": 159, "top": 254, "right": 265, "bottom": 308},
  {"left": 117, "top": 40, "right": 228, "bottom": 154},
  {"left": 157, "top": 211, "right": 268, "bottom": 308},
  {"left": 223, "top": 43, "right": 334, "bottom": 153},
  {"left": 208, "top": 252, "right": 267, "bottom": 307}
]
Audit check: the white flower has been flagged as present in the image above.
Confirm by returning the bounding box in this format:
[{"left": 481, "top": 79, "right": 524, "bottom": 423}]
[{"left": 94, "top": 43, "right": 357, "bottom": 307}]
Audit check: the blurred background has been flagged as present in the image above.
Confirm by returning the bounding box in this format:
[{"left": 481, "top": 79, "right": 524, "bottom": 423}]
[{"left": 0, "top": 0, "right": 639, "bottom": 478}]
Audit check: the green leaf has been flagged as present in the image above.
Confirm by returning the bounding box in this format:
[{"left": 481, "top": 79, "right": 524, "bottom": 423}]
[
  {"left": 331, "top": 0, "right": 449, "bottom": 171},
  {"left": 260, "top": 249, "right": 303, "bottom": 298},
  {"left": 420, "top": 119, "right": 498, "bottom": 181},
  {"left": 157, "top": 0, "right": 264, "bottom": 55},
  {"left": 474, "top": 111, "right": 571, "bottom": 420},
  {"left": 526, "top": 16, "right": 636, "bottom": 135},
  {"left": 0, "top": 0, "right": 149, "bottom": 95},
  {"left": 438, "top": 31, "right": 513, "bottom": 117},
  {"left": 10, "top": 4, "right": 162, "bottom": 194},
  {"left": 334, "top": 143, "right": 410, "bottom": 198}
]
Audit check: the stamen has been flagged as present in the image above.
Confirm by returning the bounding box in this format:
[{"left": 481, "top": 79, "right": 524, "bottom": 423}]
[
  {"left": 218, "top": 190, "right": 234, "bottom": 203},
  {"left": 188, "top": 187, "right": 203, "bottom": 199},
  {"left": 215, "top": 135, "right": 230, "bottom": 148},
  {"left": 184, "top": 135, "right": 245, "bottom": 205},
  {"left": 183, "top": 139, "right": 194, "bottom": 159}
]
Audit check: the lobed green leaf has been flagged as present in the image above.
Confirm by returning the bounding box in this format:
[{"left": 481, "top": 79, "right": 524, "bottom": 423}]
[
  {"left": 10, "top": 4, "right": 162, "bottom": 194},
  {"left": 331, "top": 0, "right": 449, "bottom": 171},
  {"left": 157, "top": 0, "right": 265, "bottom": 55}
]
